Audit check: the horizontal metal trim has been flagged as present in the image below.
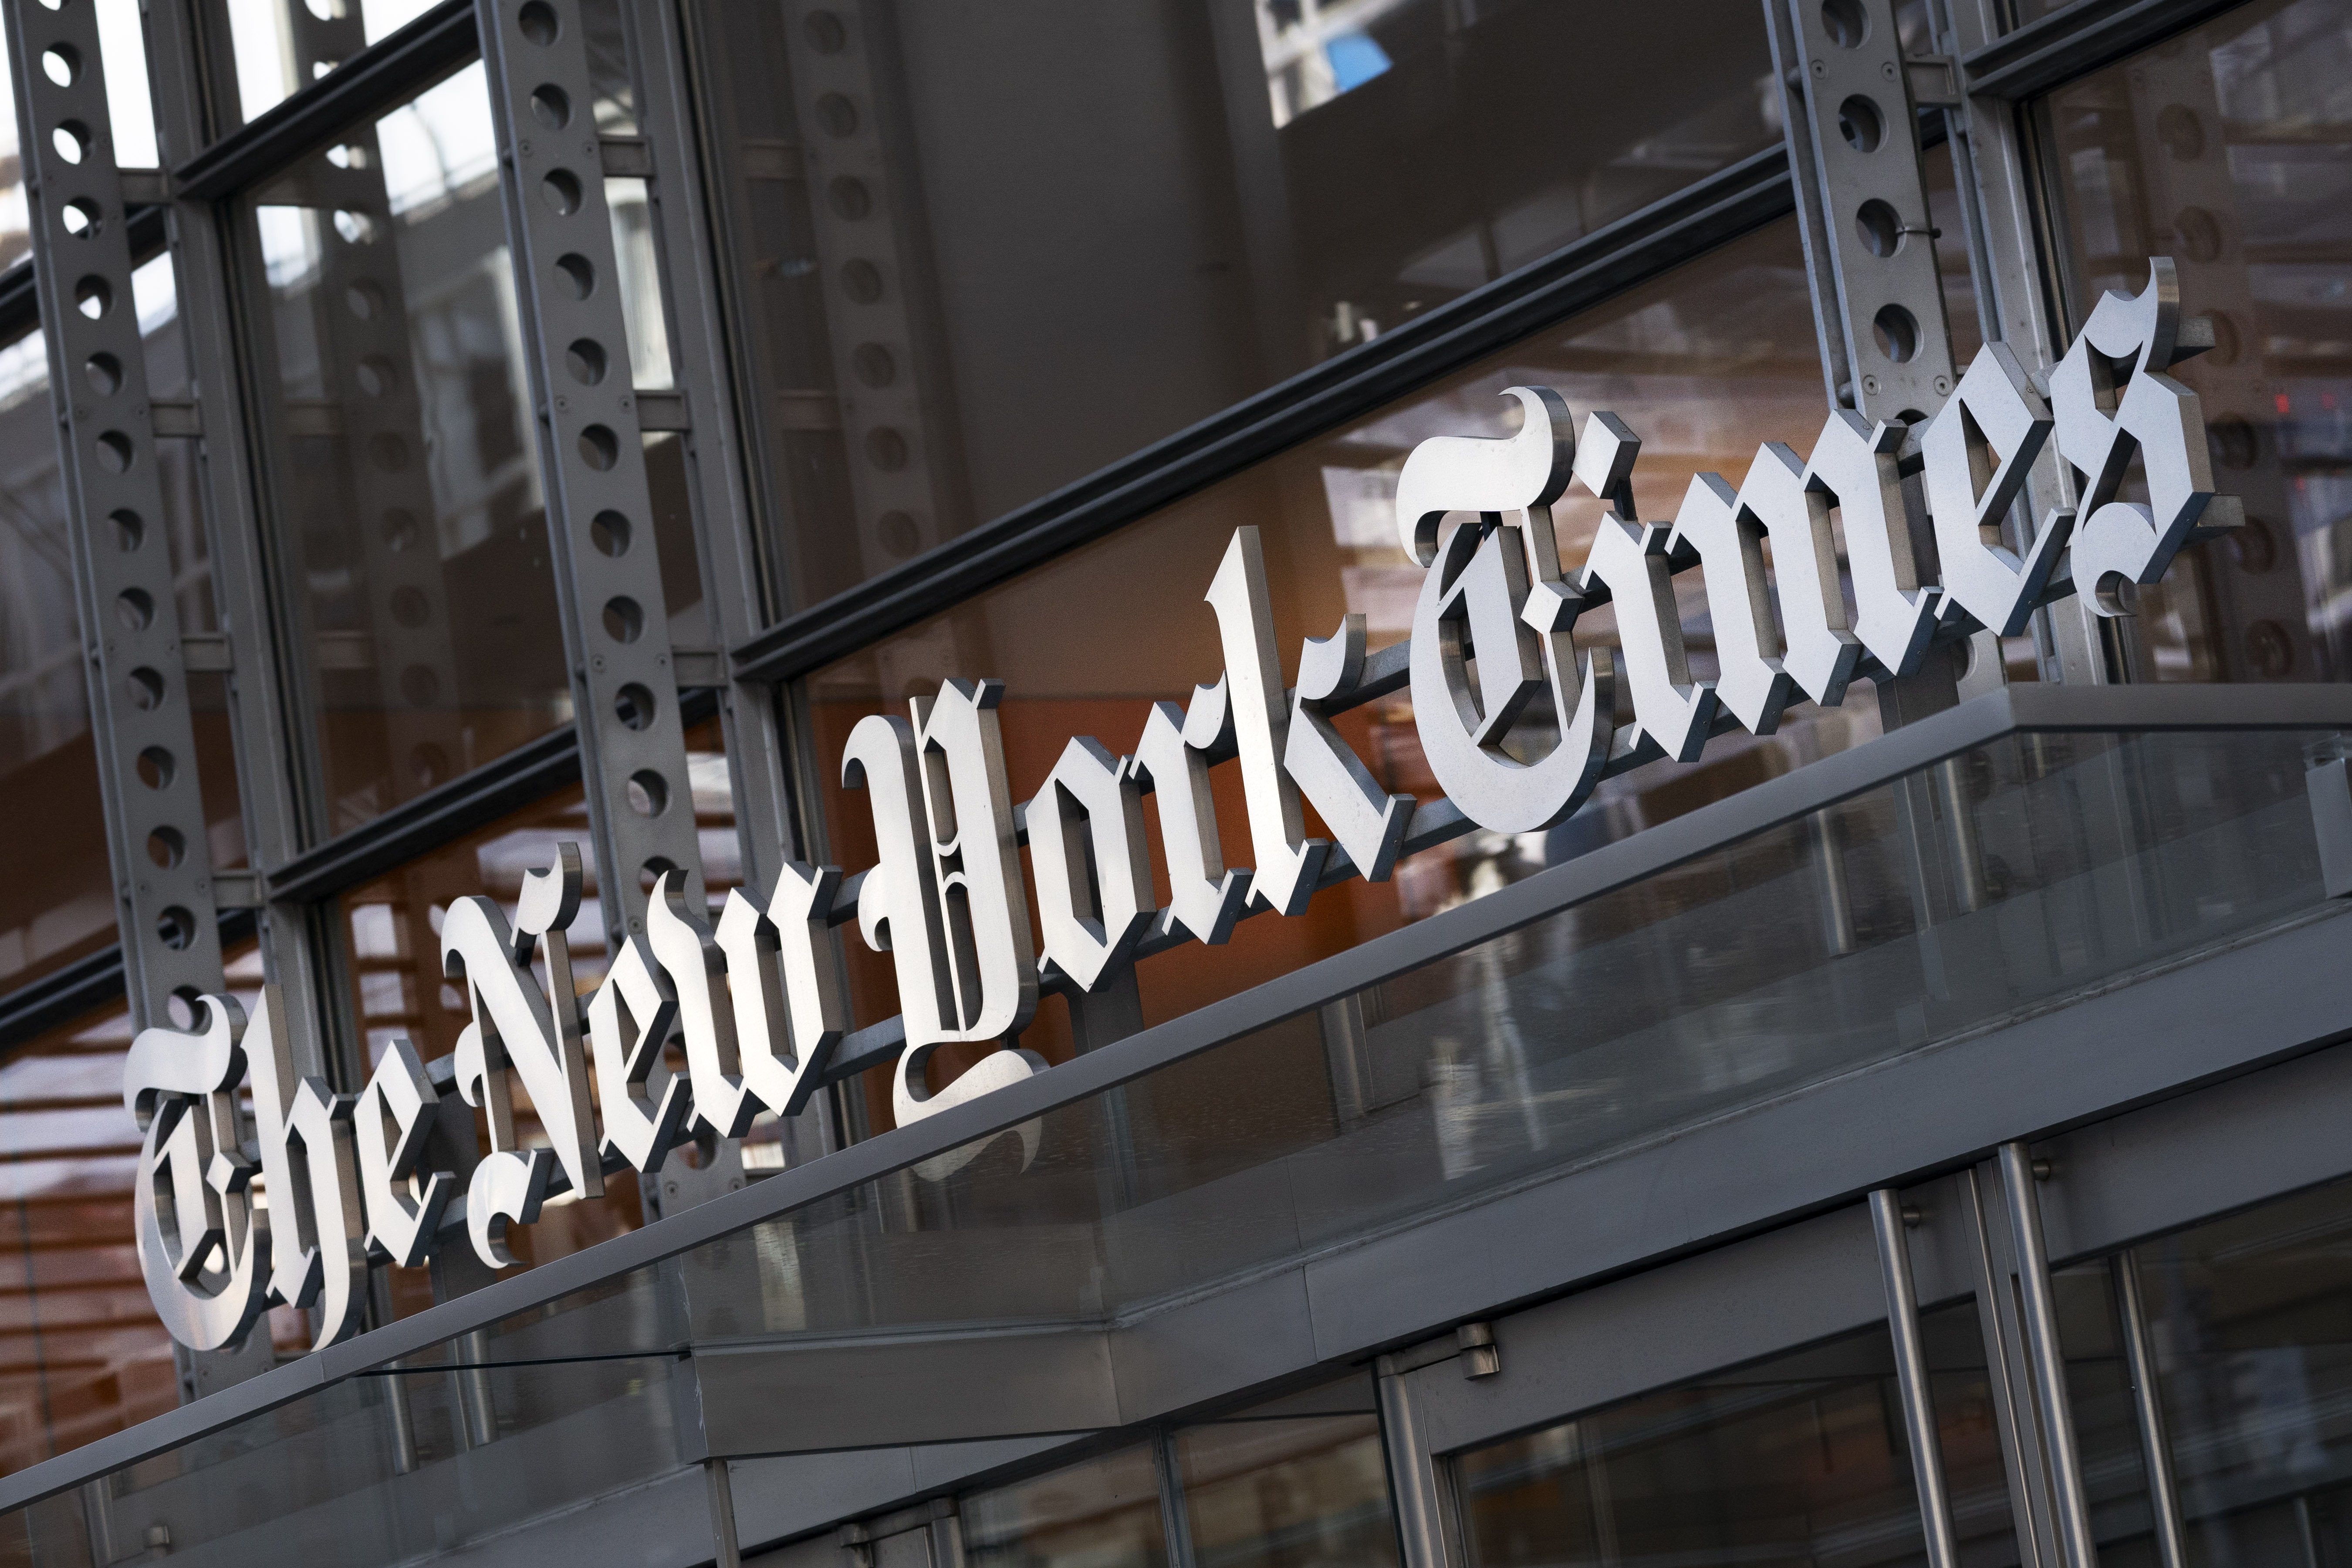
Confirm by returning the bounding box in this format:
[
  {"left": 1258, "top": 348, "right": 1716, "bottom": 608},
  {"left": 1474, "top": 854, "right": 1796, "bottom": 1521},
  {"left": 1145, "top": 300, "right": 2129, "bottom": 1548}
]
[
  {"left": 262, "top": 724, "right": 584, "bottom": 906},
  {"left": 727, "top": 145, "right": 1797, "bottom": 685},
  {"left": 0, "top": 911, "right": 257, "bottom": 1054},
  {"left": 1961, "top": 0, "right": 2247, "bottom": 100},
  {"left": 171, "top": 0, "right": 477, "bottom": 203},
  {"left": 5, "top": 683, "right": 2345, "bottom": 1511}
]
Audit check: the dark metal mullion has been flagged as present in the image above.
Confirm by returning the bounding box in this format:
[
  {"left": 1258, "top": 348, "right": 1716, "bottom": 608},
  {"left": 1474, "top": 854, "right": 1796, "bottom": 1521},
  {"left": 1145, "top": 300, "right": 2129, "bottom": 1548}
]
[{"left": 727, "top": 144, "right": 1799, "bottom": 685}]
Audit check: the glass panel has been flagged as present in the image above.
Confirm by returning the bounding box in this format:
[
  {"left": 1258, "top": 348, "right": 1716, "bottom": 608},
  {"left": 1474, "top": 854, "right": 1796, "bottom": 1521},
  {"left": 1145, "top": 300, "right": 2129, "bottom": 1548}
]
[
  {"left": 0, "top": 948, "right": 272, "bottom": 1476},
  {"left": 333, "top": 720, "right": 737, "bottom": 1311},
  {"left": 1455, "top": 1305, "right": 2017, "bottom": 1566},
  {"left": 962, "top": 1443, "right": 1169, "bottom": 1568},
  {"left": 0, "top": 264, "right": 244, "bottom": 993},
  {"left": 809, "top": 220, "right": 1882, "bottom": 1128},
  {"left": 696, "top": 0, "right": 1786, "bottom": 612},
  {"left": 1175, "top": 1411, "right": 1398, "bottom": 1568},
  {"left": 2126, "top": 1172, "right": 2352, "bottom": 1561},
  {"left": 243, "top": 64, "right": 572, "bottom": 838},
  {"left": 7, "top": 717, "right": 2335, "bottom": 1558},
  {"left": 399, "top": 719, "right": 2330, "bottom": 1380},
  {"left": 2038, "top": 0, "right": 2352, "bottom": 684}
]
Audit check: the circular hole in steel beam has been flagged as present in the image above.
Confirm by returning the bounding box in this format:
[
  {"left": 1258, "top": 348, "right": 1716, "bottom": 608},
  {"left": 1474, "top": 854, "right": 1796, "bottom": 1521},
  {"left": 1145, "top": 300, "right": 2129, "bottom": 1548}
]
[
  {"left": 626, "top": 771, "right": 669, "bottom": 817},
  {"left": 1838, "top": 94, "right": 1884, "bottom": 153},
  {"left": 382, "top": 508, "right": 421, "bottom": 551},
  {"left": 111, "top": 509, "right": 144, "bottom": 551},
  {"left": 590, "top": 510, "right": 631, "bottom": 556},
  {"left": 95, "top": 431, "right": 135, "bottom": 473},
  {"left": 345, "top": 280, "right": 385, "bottom": 320},
  {"left": 389, "top": 585, "right": 431, "bottom": 627},
  {"left": 877, "top": 510, "right": 920, "bottom": 558},
  {"left": 851, "top": 342, "right": 895, "bottom": 387},
  {"left": 157, "top": 907, "right": 197, "bottom": 952},
  {"left": 410, "top": 742, "right": 451, "bottom": 788},
  {"left": 542, "top": 169, "right": 583, "bottom": 216},
  {"left": 147, "top": 826, "right": 185, "bottom": 869},
  {"left": 84, "top": 351, "right": 121, "bottom": 396},
  {"left": 804, "top": 10, "right": 846, "bottom": 52},
  {"left": 614, "top": 682, "right": 657, "bottom": 731},
  {"left": 840, "top": 259, "right": 882, "bottom": 303},
  {"left": 555, "top": 253, "right": 595, "bottom": 298},
  {"left": 517, "top": 0, "right": 559, "bottom": 45},
  {"left": 356, "top": 354, "right": 397, "bottom": 397},
  {"left": 1872, "top": 303, "right": 1921, "bottom": 363},
  {"left": 1821, "top": 0, "right": 1868, "bottom": 47},
  {"left": 602, "top": 596, "right": 644, "bottom": 643},
  {"left": 815, "top": 93, "right": 858, "bottom": 137},
  {"left": 531, "top": 84, "right": 571, "bottom": 130},
  {"left": 41, "top": 46, "right": 79, "bottom": 88},
  {"left": 137, "top": 747, "right": 175, "bottom": 789},
  {"left": 1855, "top": 198, "right": 1903, "bottom": 257},
  {"left": 61, "top": 199, "right": 103, "bottom": 239},
  {"left": 166, "top": 987, "right": 201, "bottom": 1031},
  {"left": 578, "top": 425, "right": 620, "bottom": 470},
  {"left": 566, "top": 338, "right": 607, "bottom": 384},
  {"left": 75, "top": 276, "right": 111, "bottom": 319},
  {"left": 115, "top": 587, "right": 153, "bottom": 631},
  {"left": 53, "top": 122, "right": 89, "bottom": 165},
  {"left": 126, "top": 667, "right": 166, "bottom": 710},
  {"left": 400, "top": 664, "right": 441, "bottom": 707},
  {"left": 864, "top": 426, "right": 909, "bottom": 472},
  {"left": 332, "top": 209, "right": 378, "bottom": 245},
  {"left": 827, "top": 176, "right": 872, "bottom": 221},
  {"left": 638, "top": 857, "right": 681, "bottom": 897}
]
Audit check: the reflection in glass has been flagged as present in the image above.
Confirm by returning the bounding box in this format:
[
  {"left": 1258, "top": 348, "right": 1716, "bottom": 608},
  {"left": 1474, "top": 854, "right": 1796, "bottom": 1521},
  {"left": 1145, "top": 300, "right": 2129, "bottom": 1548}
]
[
  {"left": 696, "top": 0, "right": 1784, "bottom": 610},
  {"left": 808, "top": 221, "right": 1883, "bottom": 1124},
  {"left": 221, "top": 0, "right": 632, "bottom": 131},
  {"left": 244, "top": 64, "right": 572, "bottom": 837},
  {"left": 2106, "top": 1173, "right": 2352, "bottom": 1561},
  {"left": 448, "top": 721, "right": 2332, "bottom": 1374},
  {"left": 1176, "top": 1410, "right": 1399, "bottom": 1568},
  {"left": 963, "top": 1443, "right": 1169, "bottom": 1568},
  {"left": 333, "top": 721, "right": 738, "bottom": 1304},
  {"left": 0, "top": 262, "right": 241, "bottom": 991},
  {"left": 1456, "top": 1308, "right": 2015, "bottom": 1566},
  {"left": 2041, "top": 0, "right": 2352, "bottom": 685},
  {"left": 0, "top": 947, "right": 274, "bottom": 1477}
]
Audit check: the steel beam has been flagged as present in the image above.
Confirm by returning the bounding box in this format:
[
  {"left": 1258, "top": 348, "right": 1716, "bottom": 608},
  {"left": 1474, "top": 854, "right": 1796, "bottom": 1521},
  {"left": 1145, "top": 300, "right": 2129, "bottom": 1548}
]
[
  {"left": 2, "top": 0, "right": 226, "bottom": 1033},
  {"left": 476, "top": 0, "right": 706, "bottom": 939}
]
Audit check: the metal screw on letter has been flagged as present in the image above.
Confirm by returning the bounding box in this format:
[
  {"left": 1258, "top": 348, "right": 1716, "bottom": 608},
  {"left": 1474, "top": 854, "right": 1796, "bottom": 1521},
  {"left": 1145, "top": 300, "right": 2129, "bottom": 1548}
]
[{"left": 1862, "top": 374, "right": 1881, "bottom": 396}]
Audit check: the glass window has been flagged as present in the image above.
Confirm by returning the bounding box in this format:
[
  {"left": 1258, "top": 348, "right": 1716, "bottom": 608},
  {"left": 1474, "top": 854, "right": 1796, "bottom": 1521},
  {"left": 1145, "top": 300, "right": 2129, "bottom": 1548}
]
[
  {"left": 1456, "top": 1305, "right": 2017, "bottom": 1566},
  {"left": 808, "top": 219, "right": 1901, "bottom": 1126},
  {"left": 962, "top": 1443, "right": 1169, "bottom": 1568},
  {"left": 242, "top": 64, "right": 574, "bottom": 838},
  {"left": 332, "top": 720, "right": 737, "bottom": 1311},
  {"left": 694, "top": 0, "right": 1786, "bottom": 612},
  {"left": 2069, "top": 1173, "right": 2352, "bottom": 1561},
  {"left": 0, "top": 267, "right": 245, "bottom": 996},
  {"left": 221, "top": 0, "right": 632, "bottom": 130},
  {"left": 0, "top": 947, "right": 275, "bottom": 1476},
  {"left": 2039, "top": 0, "right": 2352, "bottom": 684},
  {"left": 1176, "top": 1410, "right": 1399, "bottom": 1568}
]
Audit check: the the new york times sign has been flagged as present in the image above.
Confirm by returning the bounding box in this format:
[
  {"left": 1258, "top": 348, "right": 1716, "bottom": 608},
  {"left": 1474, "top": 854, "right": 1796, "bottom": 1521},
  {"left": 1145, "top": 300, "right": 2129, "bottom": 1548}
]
[{"left": 127, "top": 264, "right": 2228, "bottom": 1353}]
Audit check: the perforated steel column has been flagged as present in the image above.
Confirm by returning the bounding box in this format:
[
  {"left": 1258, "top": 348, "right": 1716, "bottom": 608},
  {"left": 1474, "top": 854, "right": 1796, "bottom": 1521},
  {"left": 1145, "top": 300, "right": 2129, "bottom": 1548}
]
[
  {"left": 1769, "top": 0, "right": 1960, "bottom": 422},
  {"left": 2, "top": 0, "right": 228, "bottom": 1028},
  {"left": 478, "top": 0, "right": 705, "bottom": 936}
]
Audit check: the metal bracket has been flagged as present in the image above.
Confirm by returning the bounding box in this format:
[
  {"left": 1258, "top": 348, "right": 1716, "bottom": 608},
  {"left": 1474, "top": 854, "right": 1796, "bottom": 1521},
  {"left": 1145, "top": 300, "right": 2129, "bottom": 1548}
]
[
  {"left": 149, "top": 399, "right": 201, "bottom": 437},
  {"left": 209, "top": 870, "right": 264, "bottom": 910},
  {"left": 180, "top": 633, "right": 232, "bottom": 672},
  {"left": 670, "top": 645, "right": 724, "bottom": 689},
  {"left": 598, "top": 134, "right": 653, "bottom": 176},
  {"left": 636, "top": 388, "right": 689, "bottom": 431}
]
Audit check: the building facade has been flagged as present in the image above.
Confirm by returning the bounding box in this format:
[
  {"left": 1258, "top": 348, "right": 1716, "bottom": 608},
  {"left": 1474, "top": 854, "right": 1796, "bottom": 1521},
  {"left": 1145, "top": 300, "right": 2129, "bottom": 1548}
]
[{"left": 0, "top": 0, "right": 2349, "bottom": 1564}]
